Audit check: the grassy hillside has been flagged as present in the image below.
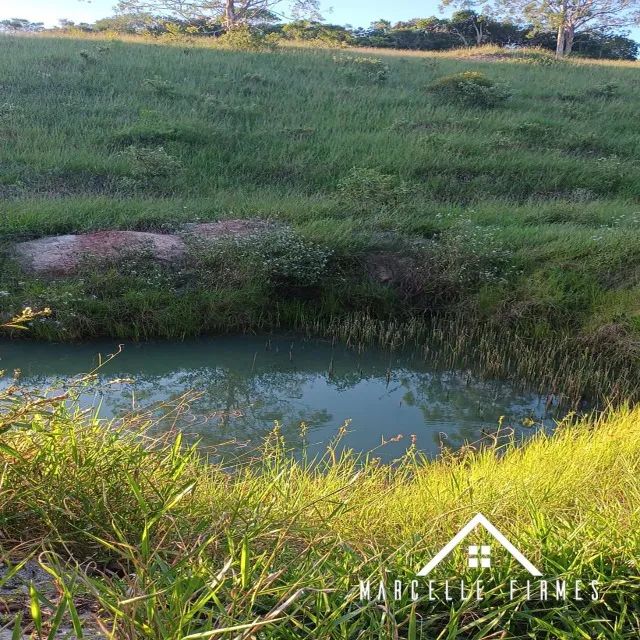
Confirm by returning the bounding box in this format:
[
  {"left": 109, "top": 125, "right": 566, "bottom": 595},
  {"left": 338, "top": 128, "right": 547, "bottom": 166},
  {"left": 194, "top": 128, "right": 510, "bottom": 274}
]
[{"left": 0, "top": 35, "right": 639, "bottom": 397}]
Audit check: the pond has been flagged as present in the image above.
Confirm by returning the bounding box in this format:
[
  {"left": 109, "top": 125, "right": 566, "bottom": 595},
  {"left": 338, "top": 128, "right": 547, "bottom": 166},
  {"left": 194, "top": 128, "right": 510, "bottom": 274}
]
[{"left": 0, "top": 335, "right": 561, "bottom": 461}]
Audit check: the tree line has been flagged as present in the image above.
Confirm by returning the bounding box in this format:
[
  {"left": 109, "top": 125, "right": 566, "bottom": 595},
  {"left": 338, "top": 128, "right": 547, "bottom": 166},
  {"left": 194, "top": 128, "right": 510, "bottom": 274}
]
[{"left": 2, "top": 0, "right": 638, "bottom": 61}]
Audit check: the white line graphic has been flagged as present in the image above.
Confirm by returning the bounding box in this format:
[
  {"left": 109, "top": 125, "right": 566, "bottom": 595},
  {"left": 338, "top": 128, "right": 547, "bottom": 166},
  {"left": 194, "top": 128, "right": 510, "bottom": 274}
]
[{"left": 417, "top": 513, "right": 542, "bottom": 577}]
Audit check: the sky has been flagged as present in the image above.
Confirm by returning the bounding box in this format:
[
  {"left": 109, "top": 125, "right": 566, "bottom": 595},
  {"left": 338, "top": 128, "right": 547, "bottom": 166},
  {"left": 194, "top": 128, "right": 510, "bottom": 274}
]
[{"left": 0, "top": 0, "right": 441, "bottom": 28}]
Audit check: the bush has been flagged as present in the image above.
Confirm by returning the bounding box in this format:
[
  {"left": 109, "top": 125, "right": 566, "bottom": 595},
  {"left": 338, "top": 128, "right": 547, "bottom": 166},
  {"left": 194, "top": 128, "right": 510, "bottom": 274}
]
[
  {"left": 202, "top": 95, "right": 258, "bottom": 118},
  {"left": 78, "top": 49, "right": 97, "bottom": 64},
  {"left": 428, "top": 71, "right": 511, "bottom": 108},
  {"left": 118, "top": 145, "right": 182, "bottom": 178},
  {"left": 558, "top": 82, "right": 618, "bottom": 102},
  {"left": 143, "top": 76, "right": 180, "bottom": 98},
  {"left": 111, "top": 122, "right": 204, "bottom": 147},
  {"left": 196, "top": 227, "right": 332, "bottom": 287},
  {"left": 333, "top": 55, "right": 389, "bottom": 84},
  {"left": 337, "top": 167, "right": 410, "bottom": 209},
  {"left": 216, "top": 25, "right": 275, "bottom": 51},
  {"left": 513, "top": 120, "right": 557, "bottom": 144}
]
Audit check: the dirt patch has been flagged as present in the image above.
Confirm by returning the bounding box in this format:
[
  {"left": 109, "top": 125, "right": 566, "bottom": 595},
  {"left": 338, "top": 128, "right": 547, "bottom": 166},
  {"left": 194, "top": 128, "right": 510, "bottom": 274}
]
[
  {"left": 0, "top": 560, "right": 104, "bottom": 639},
  {"left": 182, "top": 218, "right": 273, "bottom": 239},
  {"left": 14, "top": 231, "right": 186, "bottom": 276},
  {"left": 458, "top": 54, "right": 513, "bottom": 62}
]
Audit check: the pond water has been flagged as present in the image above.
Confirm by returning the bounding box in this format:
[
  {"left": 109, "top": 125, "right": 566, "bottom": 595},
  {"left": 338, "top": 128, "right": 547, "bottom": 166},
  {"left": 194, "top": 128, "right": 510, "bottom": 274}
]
[{"left": 0, "top": 335, "right": 561, "bottom": 461}]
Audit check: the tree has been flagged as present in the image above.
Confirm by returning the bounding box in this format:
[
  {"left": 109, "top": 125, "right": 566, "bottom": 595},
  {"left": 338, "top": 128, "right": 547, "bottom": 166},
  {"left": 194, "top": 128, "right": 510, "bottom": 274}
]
[
  {"left": 280, "top": 20, "right": 353, "bottom": 44},
  {"left": 0, "top": 18, "right": 44, "bottom": 33},
  {"left": 493, "top": 0, "right": 640, "bottom": 56},
  {"left": 441, "top": 0, "right": 640, "bottom": 56},
  {"left": 527, "top": 26, "right": 639, "bottom": 57},
  {"left": 449, "top": 10, "right": 489, "bottom": 45},
  {"left": 116, "top": 0, "right": 321, "bottom": 31}
]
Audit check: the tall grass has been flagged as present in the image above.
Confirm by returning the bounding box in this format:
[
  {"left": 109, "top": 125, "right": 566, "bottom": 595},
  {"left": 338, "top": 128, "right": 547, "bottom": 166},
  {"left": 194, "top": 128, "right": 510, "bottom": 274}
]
[
  {"left": 298, "top": 312, "right": 640, "bottom": 406},
  {"left": 1, "top": 384, "right": 640, "bottom": 638}
]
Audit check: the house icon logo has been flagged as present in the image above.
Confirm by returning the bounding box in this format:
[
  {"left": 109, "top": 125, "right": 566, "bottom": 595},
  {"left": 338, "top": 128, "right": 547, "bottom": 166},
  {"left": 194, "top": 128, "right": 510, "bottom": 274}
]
[{"left": 417, "top": 513, "right": 542, "bottom": 577}]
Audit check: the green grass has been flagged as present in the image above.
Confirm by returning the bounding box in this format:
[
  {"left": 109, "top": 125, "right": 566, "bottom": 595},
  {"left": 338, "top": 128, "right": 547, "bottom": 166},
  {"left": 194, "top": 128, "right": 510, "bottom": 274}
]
[
  {"left": 2, "top": 384, "right": 640, "bottom": 638},
  {"left": 0, "top": 35, "right": 639, "bottom": 398}
]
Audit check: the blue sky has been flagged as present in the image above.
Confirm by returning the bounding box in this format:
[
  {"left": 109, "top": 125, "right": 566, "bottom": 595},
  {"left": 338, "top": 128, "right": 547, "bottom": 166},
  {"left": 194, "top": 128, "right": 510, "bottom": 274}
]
[{"left": 0, "top": 0, "right": 440, "bottom": 28}]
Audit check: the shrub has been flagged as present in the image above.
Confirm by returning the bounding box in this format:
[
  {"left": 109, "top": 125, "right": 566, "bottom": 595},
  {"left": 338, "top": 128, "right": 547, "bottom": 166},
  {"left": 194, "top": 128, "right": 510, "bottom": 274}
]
[
  {"left": 78, "top": 49, "right": 97, "bottom": 64},
  {"left": 558, "top": 82, "right": 619, "bottom": 103},
  {"left": 337, "top": 167, "right": 410, "bottom": 209},
  {"left": 195, "top": 227, "right": 332, "bottom": 287},
  {"left": 143, "top": 76, "right": 180, "bottom": 98},
  {"left": 589, "top": 82, "right": 619, "bottom": 99},
  {"left": 216, "top": 26, "right": 275, "bottom": 51},
  {"left": 428, "top": 71, "right": 511, "bottom": 108},
  {"left": 510, "top": 49, "right": 558, "bottom": 66},
  {"left": 111, "top": 122, "right": 204, "bottom": 147},
  {"left": 333, "top": 55, "right": 389, "bottom": 84},
  {"left": 514, "top": 120, "right": 557, "bottom": 145},
  {"left": 118, "top": 146, "right": 182, "bottom": 178},
  {"left": 239, "top": 72, "right": 271, "bottom": 96},
  {"left": 202, "top": 95, "right": 258, "bottom": 118},
  {"left": 242, "top": 72, "right": 267, "bottom": 84}
]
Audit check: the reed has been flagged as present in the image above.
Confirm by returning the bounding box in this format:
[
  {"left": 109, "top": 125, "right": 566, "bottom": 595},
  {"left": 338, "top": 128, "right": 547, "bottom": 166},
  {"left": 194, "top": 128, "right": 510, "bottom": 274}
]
[{"left": 296, "top": 312, "right": 640, "bottom": 406}]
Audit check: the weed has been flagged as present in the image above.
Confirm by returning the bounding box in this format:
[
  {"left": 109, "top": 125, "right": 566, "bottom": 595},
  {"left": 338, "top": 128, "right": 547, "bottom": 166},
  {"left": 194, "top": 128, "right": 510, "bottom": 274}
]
[
  {"left": 333, "top": 55, "right": 389, "bottom": 84},
  {"left": 117, "top": 145, "right": 182, "bottom": 178},
  {"left": 428, "top": 71, "right": 511, "bottom": 108},
  {"left": 193, "top": 226, "right": 332, "bottom": 287},
  {"left": 1, "top": 388, "right": 640, "bottom": 637},
  {"left": 143, "top": 75, "right": 180, "bottom": 97},
  {"left": 337, "top": 167, "right": 410, "bottom": 209}
]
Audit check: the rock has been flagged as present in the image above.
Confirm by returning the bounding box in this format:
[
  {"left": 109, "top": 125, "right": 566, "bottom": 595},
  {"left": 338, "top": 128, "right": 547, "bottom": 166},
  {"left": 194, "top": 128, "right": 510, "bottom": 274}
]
[
  {"left": 1, "top": 559, "right": 53, "bottom": 596},
  {"left": 365, "top": 252, "right": 416, "bottom": 286},
  {"left": 13, "top": 231, "right": 186, "bottom": 277},
  {"left": 1, "top": 560, "right": 105, "bottom": 639},
  {"left": 11, "top": 220, "right": 276, "bottom": 277}
]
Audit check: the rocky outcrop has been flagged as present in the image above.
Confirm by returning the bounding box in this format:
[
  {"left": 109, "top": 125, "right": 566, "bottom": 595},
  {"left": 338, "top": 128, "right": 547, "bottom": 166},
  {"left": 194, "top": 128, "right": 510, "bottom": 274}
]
[
  {"left": 365, "top": 252, "right": 417, "bottom": 286},
  {"left": 13, "top": 230, "right": 186, "bottom": 277},
  {"left": 11, "top": 220, "right": 274, "bottom": 277}
]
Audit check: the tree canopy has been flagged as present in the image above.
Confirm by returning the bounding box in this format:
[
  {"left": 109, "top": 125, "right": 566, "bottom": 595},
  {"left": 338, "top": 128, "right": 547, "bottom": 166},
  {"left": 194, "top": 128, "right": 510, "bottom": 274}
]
[
  {"left": 442, "top": 0, "right": 640, "bottom": 55},
  {"left": 115, "top": 0, "right": 321, "bottom": 30}
]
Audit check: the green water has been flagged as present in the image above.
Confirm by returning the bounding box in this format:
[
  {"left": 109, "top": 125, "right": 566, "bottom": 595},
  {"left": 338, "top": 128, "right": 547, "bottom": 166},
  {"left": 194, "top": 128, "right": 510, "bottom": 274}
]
[{"left": 0, "top": 335, "right": 561, "bottom": 461}]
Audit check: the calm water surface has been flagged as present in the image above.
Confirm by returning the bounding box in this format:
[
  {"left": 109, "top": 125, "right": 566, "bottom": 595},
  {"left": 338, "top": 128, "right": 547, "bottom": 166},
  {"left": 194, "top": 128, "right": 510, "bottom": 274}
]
[{"left": 0, "top": 336, "right": 560, "bottom": 461}]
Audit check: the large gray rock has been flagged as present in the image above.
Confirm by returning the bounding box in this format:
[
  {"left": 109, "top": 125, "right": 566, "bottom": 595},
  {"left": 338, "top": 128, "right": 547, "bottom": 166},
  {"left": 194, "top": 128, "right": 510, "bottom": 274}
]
[
  {"left": 1, "top": 560, "right": 104, "bottom": 639},
  {"left": 12, "top": 220, "right": 275, "bottom": 278},
  {"left": 365, "top": 252, "right": 416, "bottom": 285},
  {"left": 13, "top": 230, "right": 186, "bottom": 276}
]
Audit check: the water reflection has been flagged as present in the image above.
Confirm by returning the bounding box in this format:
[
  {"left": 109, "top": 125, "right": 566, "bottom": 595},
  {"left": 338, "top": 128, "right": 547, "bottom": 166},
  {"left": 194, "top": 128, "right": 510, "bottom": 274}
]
[{"left": 0, "top": 335, "right": 560, "bottom": 461}]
